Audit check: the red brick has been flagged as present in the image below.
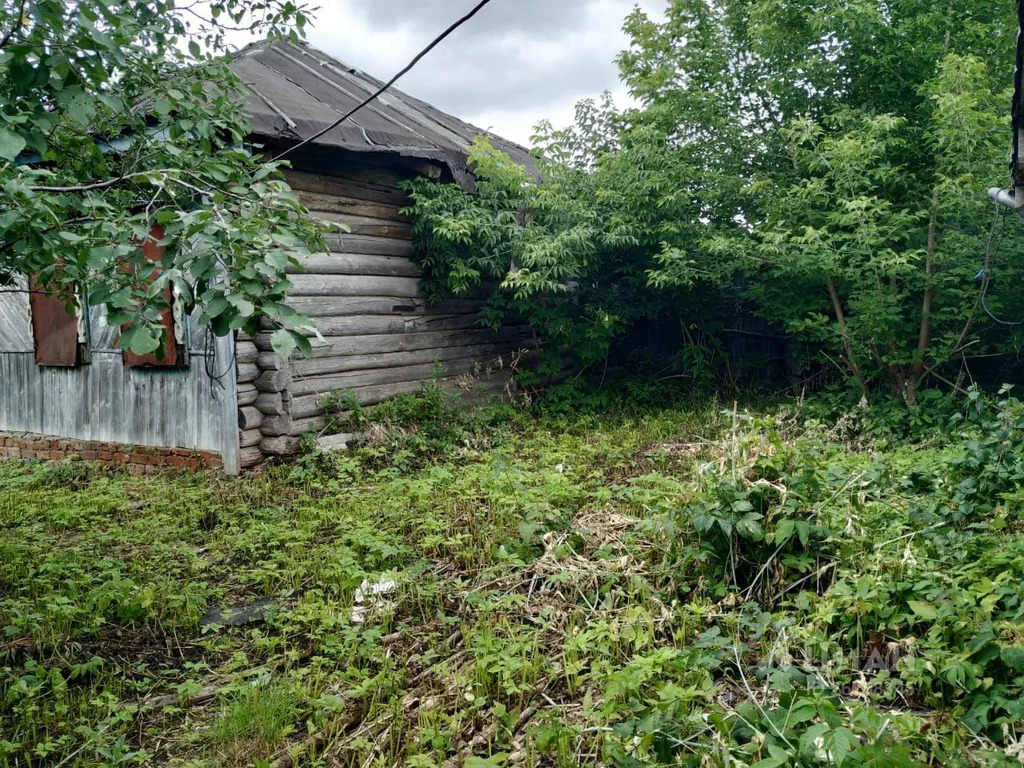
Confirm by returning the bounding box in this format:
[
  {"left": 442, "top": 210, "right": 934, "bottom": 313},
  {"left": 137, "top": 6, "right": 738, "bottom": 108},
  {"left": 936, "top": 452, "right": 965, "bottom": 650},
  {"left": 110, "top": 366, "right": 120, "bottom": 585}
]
[{"left": 0, "top": 431, "right": 227, "bottom": 473}]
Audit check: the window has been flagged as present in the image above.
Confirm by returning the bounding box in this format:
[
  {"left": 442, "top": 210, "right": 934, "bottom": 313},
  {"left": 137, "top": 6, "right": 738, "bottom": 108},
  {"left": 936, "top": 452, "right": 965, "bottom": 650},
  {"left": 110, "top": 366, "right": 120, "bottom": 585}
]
[
  {"left": 121, "top": 225, "right": 188, "bottom": 368},
  {"left": 29, "top": 278, "right": 88, "bottom": 367}
]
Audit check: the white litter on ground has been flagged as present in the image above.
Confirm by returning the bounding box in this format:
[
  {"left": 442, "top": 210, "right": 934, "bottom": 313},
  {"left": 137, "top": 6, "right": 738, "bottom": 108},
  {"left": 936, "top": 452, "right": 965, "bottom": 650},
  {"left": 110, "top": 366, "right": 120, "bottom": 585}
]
[{"left": 351, "top": 576, "right": 398, "bottom": 624}]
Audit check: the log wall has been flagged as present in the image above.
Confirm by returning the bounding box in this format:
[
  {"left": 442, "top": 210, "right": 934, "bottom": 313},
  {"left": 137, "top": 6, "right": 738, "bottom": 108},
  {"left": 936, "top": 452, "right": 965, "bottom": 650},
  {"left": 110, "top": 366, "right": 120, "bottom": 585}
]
[{"left": 236, "top": 162, "right": 534, "bottom": 467}]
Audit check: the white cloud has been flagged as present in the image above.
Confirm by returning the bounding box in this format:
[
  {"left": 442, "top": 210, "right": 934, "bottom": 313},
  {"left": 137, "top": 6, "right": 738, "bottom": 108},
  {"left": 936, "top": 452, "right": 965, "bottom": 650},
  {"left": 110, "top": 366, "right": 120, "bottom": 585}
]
[{"left": 296, "top": 0, "right": 666, "bottom": 146}]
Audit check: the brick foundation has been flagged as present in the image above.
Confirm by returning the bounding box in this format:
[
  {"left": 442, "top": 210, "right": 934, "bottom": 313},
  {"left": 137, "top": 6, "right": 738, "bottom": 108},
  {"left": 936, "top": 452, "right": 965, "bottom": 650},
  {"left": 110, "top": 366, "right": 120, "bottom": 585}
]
[{"left": 0, "top": 431, "right": 223, "bottom": 474}]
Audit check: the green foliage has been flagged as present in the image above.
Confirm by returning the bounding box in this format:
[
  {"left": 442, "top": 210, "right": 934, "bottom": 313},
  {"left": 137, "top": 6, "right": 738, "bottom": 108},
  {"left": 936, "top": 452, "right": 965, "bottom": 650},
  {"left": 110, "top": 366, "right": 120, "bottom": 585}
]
[
  {"left": 400, "top": 131, "right": 709, "bottom": 373},
  {"left": 210, "top": 683, "right": 300, "bottom": 763},
  {"left": 320, "top": 381, "right": 522, "bottom": 471},
  {"left": 530, "top": 375, "right": 695, "bottom": 421},
  {"left": 0, "top": 0, "right": 325, "bottom": 357},
  {"left": 631, "top": 1, "right": 1024, "bottom": 405},
  {"left": 3, "top": 389, "right": 1024, "bottom": 765},
  {"left": 399, "top": 0, "right": 1024, "bottom": 403}
]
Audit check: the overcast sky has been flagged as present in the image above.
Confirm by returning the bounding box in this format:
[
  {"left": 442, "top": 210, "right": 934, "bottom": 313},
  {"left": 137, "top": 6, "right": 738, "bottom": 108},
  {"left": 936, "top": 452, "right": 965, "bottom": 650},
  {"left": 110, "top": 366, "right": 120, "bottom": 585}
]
[{"left": 296, "top": 0, "right": 665, "bottom": 147}]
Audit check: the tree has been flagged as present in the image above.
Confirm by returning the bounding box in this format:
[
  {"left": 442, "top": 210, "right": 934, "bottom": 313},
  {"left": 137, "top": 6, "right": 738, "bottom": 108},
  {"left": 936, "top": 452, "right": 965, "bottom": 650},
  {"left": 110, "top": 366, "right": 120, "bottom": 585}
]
[
  {"left": 637, "top": 0, "right": 1024, "bottom": 405},
  {"left": 0, "top": 0, "right": 323, "bottom": 358},
  {"left": 401, "top": 125, "right": 714, "bottom": 382},
  {"left": 395, "top": 0, "right": 1024, "bottom": 403}
]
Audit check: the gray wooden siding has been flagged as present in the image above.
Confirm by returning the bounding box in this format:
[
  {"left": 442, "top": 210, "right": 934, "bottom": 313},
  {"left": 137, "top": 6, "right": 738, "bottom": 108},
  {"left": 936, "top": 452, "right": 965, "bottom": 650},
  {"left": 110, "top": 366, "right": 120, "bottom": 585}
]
[
  {"left": 0, "top": 277, "right": 33, "bottom": 352},
  {"left": 0, "top": 290, "right": 240, "bottom": 473}
]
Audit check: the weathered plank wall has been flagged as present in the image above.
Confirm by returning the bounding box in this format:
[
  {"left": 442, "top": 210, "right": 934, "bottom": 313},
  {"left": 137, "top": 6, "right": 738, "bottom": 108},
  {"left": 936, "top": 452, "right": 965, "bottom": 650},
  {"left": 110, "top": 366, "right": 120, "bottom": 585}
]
[
  {"left": 0, "top": 281, "right": 240, "bottom": 473},
  {"left": 240, "top": 163, "right": 534, "bottom": 463}
]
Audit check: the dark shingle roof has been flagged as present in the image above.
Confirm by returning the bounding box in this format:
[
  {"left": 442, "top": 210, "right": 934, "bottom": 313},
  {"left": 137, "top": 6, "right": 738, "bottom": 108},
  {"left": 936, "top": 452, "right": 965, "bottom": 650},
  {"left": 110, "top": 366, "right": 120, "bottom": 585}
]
[{"left": 231, "top": 40, "right": 537, "bottom": 186}]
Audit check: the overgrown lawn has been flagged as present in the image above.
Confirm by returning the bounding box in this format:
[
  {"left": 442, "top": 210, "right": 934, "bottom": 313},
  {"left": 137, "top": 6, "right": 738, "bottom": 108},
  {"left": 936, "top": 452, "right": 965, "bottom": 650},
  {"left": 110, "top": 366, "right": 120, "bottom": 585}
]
[{"left": 2, "top": 389, "right": 1023, "bottom": 766}]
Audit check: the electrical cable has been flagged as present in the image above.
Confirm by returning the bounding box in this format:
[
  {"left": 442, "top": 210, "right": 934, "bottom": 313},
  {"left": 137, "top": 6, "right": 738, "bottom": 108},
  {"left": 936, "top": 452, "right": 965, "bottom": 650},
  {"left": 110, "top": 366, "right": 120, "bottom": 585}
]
[
  {"left": 978, "top": 203, "right": 1024, "bottom": 327},
  {"left": 203, "top": 323, "right": 236, "bottom": 399},
  {"left": 272, "top": 0, "right": 497, "bottom": 162},
  {"left": 1012, "top": 0, "right": 1024, "bottom": 190}
]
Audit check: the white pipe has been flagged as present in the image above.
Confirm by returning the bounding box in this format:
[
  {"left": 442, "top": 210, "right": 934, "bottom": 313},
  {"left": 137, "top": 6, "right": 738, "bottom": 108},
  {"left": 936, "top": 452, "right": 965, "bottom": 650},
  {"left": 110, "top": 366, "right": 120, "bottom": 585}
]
[{"left": 988, "top": 186, "right": 1020, "bottom": 209}]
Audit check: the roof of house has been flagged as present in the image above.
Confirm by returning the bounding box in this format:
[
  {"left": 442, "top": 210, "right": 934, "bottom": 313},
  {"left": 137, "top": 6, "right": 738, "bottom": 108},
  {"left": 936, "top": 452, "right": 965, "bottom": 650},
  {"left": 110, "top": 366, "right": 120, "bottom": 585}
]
[{"left": 231, "top": 40, "right": 537, "bottom": 187}]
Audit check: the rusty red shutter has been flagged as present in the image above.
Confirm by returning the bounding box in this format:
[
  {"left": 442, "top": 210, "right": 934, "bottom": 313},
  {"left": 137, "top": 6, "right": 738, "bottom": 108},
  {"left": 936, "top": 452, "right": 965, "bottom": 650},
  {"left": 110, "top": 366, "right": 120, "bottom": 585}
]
[
  {"left": 29, "top": 277, "right": 85, "bottom": 367},
  {"left": 122, "top": 225, "right": 181, "bottom": 368}
]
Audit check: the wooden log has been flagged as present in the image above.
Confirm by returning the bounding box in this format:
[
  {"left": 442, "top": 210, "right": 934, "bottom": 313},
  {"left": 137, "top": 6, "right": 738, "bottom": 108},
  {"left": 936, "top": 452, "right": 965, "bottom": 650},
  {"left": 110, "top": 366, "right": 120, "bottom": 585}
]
[
  {"left": 314, "top": 212, "right": 412, "bottom": 239},
  {"left": 295, "top": 190, "right": 408, "bottom": 221},
  {"left": 284, "top": 296, "right": 486, "bottom": 318},
  {"left": 255, "top": 392, "right": 287, "bottom": 416},
  {"left": 238, "top": 406, "right": 264, "bottom": 430},
  {"left": 289, "top": 253, "right": 421, "bottom": 278},
  {"left": 240, "top": 428, "right": 263, "bottom": 448},
  {"left": 323, "top": 234, "right": 413, "bottom": 257},
  {"left": 311, "top": 314, "right": 481, "bottom": 336},
  {"left": 284, "top": 162, "right": 413, "bottom": 192},
  {"left": 236, "top": 340, "right": 259, "bottom": 365},
  {"left": 289, "top": 397, "right": 330, "bottom": 421},
  {"left": 260, "top": 435, "right": 301, "bottom": 457},
  {"left": 264, "top": 340, "right": 536, "bottom": 378},
  {"left": 239, "top": 446, "right": 263, "bottom": 469},
  {"left": 237, "top": 384, "right": 258, "bottom": 407},
  {"left": 256, "top": 369, "right": 292, "bottom": 392},
  {"left": 289, "top": 371, "right": 514, "bottom": 422},
  {"left": 265, "top": 313, "right": 479, "bottom": 337},
  {"left": 283, "top": 169, "right": 410, "bottom": 206},
  {"left": 237, "top": 362, "right": 260, "bottom": 384},
  {"left": 256, "top": 354, "right": 287, "bottom": 371},
  {"left": 260, "top": 414, "right": 293, "bottom": 437},
  {"left": 328, "top": 221, "right": 411, "bottom": 240},
  {"left": 290, "top": 417, "right": 322, "bottom": 437},
  {"left": 289, "top": 356, "right": 500, "bottom": 399},
  {"left": 287, "top": 274, "right": 422, "bottom": 298},
  {"left": 255, "top": 326, "right": 533, "bottom": 359}
]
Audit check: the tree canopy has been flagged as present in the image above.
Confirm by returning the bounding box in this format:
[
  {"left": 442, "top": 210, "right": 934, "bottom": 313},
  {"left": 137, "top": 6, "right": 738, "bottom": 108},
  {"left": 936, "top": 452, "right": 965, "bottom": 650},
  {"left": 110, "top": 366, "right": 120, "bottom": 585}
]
[
  {"left": 0, "top": 0, "right": 323, "bottom": 358},
  {"left": 401, "top": 0, "right": 1024, "bottom": 404}
]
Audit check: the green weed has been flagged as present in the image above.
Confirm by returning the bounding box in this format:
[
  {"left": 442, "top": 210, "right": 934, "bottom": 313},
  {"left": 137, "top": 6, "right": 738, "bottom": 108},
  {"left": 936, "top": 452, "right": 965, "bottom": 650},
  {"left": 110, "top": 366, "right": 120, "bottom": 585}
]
[
  {"left": 209, "top": 683, "right": 300, "bottom": 765},
  {"left": 1, "top": 391, "right": 1023, "bottom": 766}
]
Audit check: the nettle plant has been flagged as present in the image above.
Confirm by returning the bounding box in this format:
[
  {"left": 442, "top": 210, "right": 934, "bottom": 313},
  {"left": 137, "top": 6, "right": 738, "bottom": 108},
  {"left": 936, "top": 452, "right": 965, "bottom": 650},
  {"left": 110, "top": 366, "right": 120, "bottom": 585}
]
[{"left": 0, "top": 0, "right": 324, "bottom": 358}]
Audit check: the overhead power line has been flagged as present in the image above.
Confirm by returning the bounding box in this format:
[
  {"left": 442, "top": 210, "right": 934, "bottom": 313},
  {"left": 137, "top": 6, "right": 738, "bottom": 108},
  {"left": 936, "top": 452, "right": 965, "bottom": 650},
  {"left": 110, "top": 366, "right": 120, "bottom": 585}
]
[{"left": 273, "top": 0, "right": 497, "bottom": 161}]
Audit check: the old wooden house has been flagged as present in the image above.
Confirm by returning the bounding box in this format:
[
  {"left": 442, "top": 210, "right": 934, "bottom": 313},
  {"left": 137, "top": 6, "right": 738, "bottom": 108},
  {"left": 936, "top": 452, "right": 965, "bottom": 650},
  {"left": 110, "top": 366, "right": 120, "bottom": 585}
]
[{"left": 0, "top": 41, "right": 537, "bottom": 474}]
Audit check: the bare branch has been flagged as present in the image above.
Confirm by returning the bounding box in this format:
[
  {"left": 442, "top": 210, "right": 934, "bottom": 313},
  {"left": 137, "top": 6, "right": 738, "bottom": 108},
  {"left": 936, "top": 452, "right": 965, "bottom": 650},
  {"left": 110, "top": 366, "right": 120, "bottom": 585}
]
[
  {"left": 0, "top": 0, "right": 27, "bottom": 49},
  {"left": 26, "top": 170, "right": 187, "bottom": 194}
]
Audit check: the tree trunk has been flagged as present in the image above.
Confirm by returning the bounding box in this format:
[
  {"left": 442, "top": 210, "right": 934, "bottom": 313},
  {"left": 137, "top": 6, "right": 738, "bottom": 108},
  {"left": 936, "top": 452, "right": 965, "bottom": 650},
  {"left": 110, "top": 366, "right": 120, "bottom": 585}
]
[
  {"left": 912, "top": 186, "right": 941, "bottom": 385},
  {"left": 826, "top": 280, "right": 869, "bottom": 403}
]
